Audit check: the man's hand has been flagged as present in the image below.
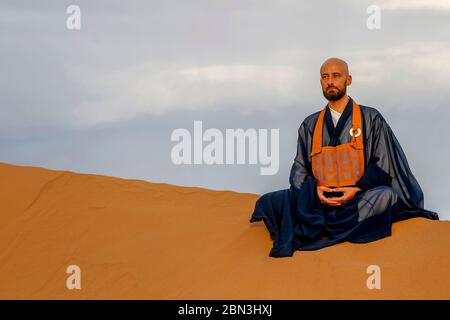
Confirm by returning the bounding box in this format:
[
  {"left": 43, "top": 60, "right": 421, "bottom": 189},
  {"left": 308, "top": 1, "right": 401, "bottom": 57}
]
[
  {"left": 328, "top": 186, "right": 362, "bottom": 204},
  {"left": 317, "top": 186, "right": 362, "bottom": 206},
  {"left": 317, "top": 186, "right": 341, "bottom": 206}
]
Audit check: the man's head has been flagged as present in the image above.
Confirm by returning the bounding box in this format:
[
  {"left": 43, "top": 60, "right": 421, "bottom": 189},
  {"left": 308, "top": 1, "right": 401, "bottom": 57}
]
[{"left": 320, "top": 57, "right": 352, "bottom": 101}]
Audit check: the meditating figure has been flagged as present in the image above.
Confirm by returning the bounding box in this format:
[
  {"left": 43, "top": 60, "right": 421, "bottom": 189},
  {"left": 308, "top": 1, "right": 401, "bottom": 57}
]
[{"left": 250, "top": 57, "right": 439, "bottom": 257}]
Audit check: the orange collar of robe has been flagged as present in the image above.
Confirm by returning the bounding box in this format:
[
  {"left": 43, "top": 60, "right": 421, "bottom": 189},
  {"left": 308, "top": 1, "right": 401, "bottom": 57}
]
[{"left": 311, "top": 100, "right": 365, "bottom": 187}]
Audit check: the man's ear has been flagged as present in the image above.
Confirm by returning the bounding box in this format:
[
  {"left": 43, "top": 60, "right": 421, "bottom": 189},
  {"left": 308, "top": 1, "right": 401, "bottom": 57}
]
[{"left": 346, "top": 75, "right": 352, "bottom": 86}]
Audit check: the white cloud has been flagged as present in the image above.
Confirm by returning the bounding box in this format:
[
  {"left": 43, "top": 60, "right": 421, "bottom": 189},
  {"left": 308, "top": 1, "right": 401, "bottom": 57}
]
[
  {"left": 378, "top": 0, "right": 450, "bottom": 11},
  {"left": 69, "top": 64, "right": 303, "bottom": 126},
  {"left": 69, "top": 40, "right": 450, "bottom": 126},
  {"left": 350, "top": 60, "right": 386, "bottom": 85},
  {"left": 348, "top": 41, "right": 450, "bottom": 85},
  {"left": 179, "top": 65, "right": 298, "bottom": 90}
]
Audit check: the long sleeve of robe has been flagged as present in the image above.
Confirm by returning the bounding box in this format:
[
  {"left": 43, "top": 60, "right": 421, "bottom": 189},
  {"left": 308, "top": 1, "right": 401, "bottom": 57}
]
[{"left": 250, "top": 100, "right": 439, "bottom": 257}]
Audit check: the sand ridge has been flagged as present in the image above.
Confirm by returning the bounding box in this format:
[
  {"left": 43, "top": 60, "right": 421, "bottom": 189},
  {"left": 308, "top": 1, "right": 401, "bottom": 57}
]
[{"left": 0, "top": 162, "right": 448, "bottom": 299}]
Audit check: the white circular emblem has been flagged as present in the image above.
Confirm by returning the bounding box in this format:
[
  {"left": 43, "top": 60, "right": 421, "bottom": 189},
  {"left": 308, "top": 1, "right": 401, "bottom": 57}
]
[{"left": 349, "top": 128, "right": 361, "bottom": 137}]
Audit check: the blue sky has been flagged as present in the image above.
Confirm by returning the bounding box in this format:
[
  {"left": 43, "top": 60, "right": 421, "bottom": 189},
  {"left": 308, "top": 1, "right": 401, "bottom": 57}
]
[{"left": 1, "top": 0, "right": 449, "bottom": 219}]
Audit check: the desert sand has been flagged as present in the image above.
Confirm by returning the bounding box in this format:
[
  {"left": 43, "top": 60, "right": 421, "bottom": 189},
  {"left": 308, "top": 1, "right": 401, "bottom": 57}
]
[{"left": 0, "top": 162, "right": 448, "bottom": 299}]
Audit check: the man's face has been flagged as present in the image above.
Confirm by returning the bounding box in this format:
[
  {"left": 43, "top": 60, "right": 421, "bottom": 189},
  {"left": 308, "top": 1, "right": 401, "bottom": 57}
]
[{"left": 320, "top": 62, "right": 352, "bottom": 101}]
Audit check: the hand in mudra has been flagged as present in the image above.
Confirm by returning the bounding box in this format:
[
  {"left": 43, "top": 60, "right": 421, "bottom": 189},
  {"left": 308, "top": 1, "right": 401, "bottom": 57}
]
[{"left": 317, "top": 186, "right": 362, "bottom": 206}]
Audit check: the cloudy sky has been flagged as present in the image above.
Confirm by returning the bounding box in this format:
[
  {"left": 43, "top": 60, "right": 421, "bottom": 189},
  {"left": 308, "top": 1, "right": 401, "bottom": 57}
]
[{"left": 1, "top": 0, "right": 449, "bottom": 219}]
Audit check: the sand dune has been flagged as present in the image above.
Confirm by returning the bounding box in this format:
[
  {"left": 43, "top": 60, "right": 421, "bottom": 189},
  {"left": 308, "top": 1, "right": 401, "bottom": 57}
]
[{"left": 0, "top": 162, "right": 448, "bottom": 299}]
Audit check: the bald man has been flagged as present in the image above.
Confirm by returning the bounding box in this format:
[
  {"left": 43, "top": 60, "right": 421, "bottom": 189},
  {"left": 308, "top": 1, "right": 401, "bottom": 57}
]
[{"left": 250, "top": 57, "right": 439, "bottom": 258}]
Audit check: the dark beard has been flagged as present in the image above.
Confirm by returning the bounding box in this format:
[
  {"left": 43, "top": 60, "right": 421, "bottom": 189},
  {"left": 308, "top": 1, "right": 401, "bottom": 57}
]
[{"left": 323, "top": 86, "right": 346, "bottom": 101}]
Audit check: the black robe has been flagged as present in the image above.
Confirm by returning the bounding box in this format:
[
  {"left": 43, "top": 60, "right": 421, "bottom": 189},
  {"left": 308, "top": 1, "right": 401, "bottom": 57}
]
[{"left": 250, "top": 97, "right": 439, "bottom": 257}]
